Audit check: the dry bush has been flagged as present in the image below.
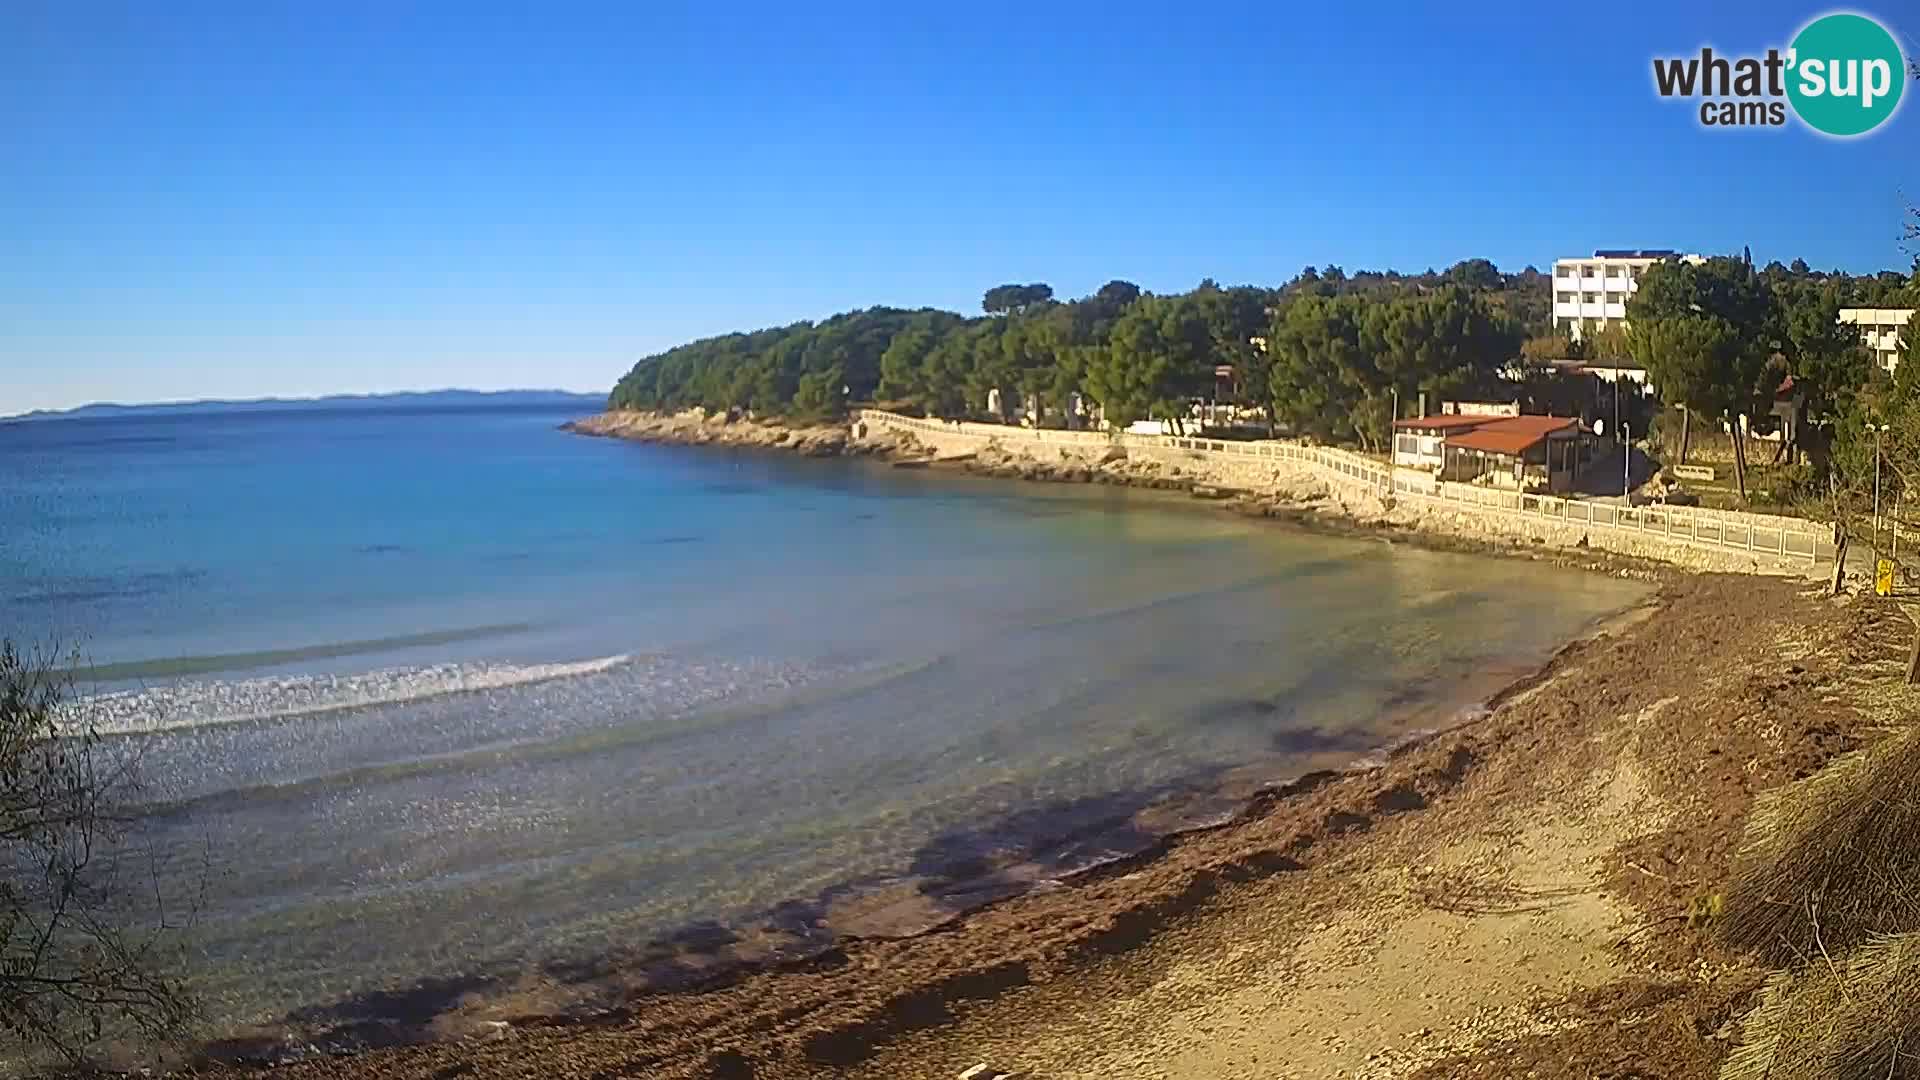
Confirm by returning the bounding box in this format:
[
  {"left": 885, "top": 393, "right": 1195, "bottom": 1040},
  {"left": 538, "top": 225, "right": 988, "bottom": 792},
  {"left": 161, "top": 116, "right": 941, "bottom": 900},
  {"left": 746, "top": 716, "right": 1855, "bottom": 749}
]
[
  {"left": 1716, "top": 724, "right": 1920, "bottom": 965},
  {"left": 1, "top": 641, "right": 196, "bottom": 1065},
  {"left": 1721, "top": 933, "right": 1920, "bottom": 1080}
]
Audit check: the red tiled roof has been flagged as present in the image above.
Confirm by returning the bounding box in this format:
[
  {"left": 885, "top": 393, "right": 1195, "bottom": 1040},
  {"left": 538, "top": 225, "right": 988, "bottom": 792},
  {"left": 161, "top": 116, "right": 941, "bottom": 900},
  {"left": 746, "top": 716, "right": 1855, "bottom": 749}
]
[
  {"left": 1392, "top": 414, "right": 1502, "bottom": 431},
  {"left": 1444, "top": 415, "right": 1583, "bottom": 456}
]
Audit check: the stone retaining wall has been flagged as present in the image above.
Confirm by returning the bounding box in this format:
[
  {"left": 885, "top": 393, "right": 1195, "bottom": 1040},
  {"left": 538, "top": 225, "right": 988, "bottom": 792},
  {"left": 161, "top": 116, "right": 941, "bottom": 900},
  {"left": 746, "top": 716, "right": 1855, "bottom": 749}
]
[{"left": 853, "top": 410, "right": 1829, "bottom": 579}]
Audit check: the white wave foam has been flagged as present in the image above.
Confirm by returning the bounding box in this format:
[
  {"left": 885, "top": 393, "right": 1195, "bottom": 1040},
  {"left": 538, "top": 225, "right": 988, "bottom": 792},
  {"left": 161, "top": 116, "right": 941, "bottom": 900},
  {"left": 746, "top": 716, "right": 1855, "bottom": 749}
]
[{"left": 69, "top": 654, "right": 634, "bottom": 735}]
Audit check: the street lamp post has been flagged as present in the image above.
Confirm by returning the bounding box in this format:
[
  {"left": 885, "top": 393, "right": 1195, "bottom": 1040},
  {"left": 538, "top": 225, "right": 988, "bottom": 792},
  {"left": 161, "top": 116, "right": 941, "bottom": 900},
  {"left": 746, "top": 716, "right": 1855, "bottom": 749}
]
[
  {"left": 1622, "top": 423, "right": 1630, "bottom": 499},
  {"left": 1387, "top": 387, "right": 1399, "bottom": 498}
]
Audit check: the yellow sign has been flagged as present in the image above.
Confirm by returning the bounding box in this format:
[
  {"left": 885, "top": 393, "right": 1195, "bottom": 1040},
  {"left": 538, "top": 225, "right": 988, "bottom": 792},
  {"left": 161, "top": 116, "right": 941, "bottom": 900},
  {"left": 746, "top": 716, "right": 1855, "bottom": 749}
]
[{"left": 1877, "top": 558, "right": 1895, "bottom": 596}]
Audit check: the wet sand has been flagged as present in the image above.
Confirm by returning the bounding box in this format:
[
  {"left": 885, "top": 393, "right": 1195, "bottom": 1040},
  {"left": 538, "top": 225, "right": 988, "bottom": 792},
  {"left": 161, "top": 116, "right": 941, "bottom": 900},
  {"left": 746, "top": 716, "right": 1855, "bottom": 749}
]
[{"left": 178, "top": 571, "right": 1916, "bottom": 1079}]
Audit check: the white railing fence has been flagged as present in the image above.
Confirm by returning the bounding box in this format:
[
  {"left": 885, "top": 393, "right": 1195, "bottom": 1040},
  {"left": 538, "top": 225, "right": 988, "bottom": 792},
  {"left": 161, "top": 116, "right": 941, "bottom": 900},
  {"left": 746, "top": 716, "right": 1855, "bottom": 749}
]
[{"left": 854, "top": 409, "right": 1833, "bottom": 565}]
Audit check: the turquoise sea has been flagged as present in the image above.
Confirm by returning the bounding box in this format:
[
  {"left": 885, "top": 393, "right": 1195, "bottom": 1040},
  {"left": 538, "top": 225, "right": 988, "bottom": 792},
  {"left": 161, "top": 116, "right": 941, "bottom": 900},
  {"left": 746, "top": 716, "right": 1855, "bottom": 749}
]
[{"left": 0, "top": 403, "right": 1645, "bottom": 1048}]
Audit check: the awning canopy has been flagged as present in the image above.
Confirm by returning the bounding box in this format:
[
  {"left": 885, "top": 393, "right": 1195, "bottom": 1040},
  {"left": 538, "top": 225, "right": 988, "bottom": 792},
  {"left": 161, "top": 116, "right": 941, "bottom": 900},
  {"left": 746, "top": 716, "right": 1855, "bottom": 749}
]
[{"left": 1444, "top": 415, "right": 1584, "bottom": 457}]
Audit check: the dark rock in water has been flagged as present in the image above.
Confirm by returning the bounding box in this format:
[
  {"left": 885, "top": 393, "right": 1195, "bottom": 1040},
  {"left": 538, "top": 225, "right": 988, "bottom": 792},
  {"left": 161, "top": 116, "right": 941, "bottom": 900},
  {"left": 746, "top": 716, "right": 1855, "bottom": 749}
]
[{"left": 892, "top": 459, "right": 930, "bottom": 470}]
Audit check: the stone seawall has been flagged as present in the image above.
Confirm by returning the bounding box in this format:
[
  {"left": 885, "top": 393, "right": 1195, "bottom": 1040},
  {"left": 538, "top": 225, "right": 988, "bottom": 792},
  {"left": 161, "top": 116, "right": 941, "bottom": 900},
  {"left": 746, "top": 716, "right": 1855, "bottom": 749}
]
[
  {"left": 850, "top": 411, "right": 1828, "bottom": 579},
  {"left": 563, "top": 409, "right": 1827, "bottom": 579}
]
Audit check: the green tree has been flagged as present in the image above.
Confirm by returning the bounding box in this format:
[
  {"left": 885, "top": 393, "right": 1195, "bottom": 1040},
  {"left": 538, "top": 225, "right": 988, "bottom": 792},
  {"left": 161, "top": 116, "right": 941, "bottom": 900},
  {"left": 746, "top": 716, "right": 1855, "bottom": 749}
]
[
  {"left": 1775, "top": 279, "right": 1872, "bottom": 463},
  {"left": 1627, "top": 256, "right": 1774, "bottom": 498},
  {"left": 1445, "top": 257, "right": 1503, "bottom": 291},
  {"left": 791, "top": 363, "right": 846, "bottom": 418},
  {"left": 921, "top": 329, "right": 978, "bottom": 417},
  {"left": 1520, "top": 334, "right": 1573, "bottom": 363},
  {"left": 1267, "top": 293, "right": 1370, "bottom": 444},
  {"left": 1086, "top": 295, "right": 1208, "bottom": 430},
  {"left": 875, "top": 311, "right": 964, "bottom": 411},
  {"left": 876, "top": 324, "right": 936, "bottom": 406},
  {"left": 1363, "top": 286, "right": 1517, "bottom": 424},
  {"left": 963, "top": 321, "right": 1015, "bottom": 420},
  {"left": 1193, "top": 283, "right": 1277, "bottom": 430},
  {"left": 1093, "top": 280, "right": 1142, "bottom": 312},
  {"left": 982, "top": 283, "right": 1055, "bottom": 316},
  {"left": 1582, "top": 322, "right": 1633, "bottom": 362}
]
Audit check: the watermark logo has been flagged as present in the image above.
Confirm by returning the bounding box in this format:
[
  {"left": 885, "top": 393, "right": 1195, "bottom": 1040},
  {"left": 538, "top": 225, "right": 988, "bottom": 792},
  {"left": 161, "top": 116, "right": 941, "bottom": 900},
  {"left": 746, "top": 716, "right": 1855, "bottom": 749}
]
[{"left": 1651, "top": 11, "right": 1906, "bottom": 137}]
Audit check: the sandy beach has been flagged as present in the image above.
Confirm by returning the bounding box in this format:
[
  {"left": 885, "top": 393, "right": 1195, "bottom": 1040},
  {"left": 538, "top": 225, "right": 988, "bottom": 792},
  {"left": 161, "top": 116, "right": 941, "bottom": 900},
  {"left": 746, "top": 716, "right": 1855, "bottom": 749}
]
[{"left": 177, "top": 467, "right": 1914, "bottom": 1079}]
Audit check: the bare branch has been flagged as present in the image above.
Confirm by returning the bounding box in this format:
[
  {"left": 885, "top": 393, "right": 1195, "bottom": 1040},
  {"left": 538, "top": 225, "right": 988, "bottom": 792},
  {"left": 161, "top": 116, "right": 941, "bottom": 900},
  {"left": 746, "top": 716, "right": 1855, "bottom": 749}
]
[{"left": 0, "top": 640, "right": 198, "bottom": 1066}]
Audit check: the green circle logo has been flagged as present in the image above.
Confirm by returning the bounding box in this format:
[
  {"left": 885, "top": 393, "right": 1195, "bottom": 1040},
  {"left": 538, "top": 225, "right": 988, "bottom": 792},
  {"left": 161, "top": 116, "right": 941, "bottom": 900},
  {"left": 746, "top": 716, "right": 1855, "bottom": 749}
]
[{"left": 1786, "top": 13, "right": 1906, "bottom": 137}]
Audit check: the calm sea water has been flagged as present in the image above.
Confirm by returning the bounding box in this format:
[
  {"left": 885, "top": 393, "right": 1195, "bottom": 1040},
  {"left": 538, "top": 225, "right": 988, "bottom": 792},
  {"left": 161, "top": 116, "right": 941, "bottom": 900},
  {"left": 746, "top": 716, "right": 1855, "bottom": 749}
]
[{"left": 0, "top": 405, "right": 1644, "bottom": 1044}]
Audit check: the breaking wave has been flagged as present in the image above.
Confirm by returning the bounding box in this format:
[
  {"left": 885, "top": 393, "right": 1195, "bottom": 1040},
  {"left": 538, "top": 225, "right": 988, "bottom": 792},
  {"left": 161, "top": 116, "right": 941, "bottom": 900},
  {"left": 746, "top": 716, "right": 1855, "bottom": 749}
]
[{"left": 71, "top": 654, "right": 635, "bottom": 735}]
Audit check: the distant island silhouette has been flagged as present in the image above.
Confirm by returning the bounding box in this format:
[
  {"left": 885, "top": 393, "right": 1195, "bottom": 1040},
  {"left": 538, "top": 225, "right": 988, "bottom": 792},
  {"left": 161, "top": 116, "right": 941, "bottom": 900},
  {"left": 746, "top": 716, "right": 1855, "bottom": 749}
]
[{"left": 5, "top": 388, "right": 605, "bottom": 422}]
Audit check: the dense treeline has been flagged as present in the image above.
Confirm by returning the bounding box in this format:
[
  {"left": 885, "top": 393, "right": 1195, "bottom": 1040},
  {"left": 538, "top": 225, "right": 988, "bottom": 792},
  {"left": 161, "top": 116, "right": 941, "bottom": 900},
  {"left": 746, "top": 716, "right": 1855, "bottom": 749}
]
[
  {"left": 610, "top": 261, "right": 1555, "bottom": 446},
  {"left": 609, "top": 258, "right": 1916, "bottom": 454},
  {"left": 1622, "top": 255, "right": 1890, "bottom": 501}
]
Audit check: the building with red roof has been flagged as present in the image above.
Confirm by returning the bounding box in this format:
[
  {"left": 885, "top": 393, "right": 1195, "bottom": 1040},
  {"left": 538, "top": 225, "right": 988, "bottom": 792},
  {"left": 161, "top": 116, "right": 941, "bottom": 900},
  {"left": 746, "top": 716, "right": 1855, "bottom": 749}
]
[{"left": 1394, "top": 408, "right": 1594, "bottom": 493}]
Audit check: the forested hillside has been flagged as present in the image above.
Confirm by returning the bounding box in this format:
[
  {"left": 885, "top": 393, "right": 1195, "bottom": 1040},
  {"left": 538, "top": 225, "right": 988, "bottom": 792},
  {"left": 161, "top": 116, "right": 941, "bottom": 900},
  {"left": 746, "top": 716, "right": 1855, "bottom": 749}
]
[{"left": 608, "top": 259, "right": 1916, "bottom": 450}]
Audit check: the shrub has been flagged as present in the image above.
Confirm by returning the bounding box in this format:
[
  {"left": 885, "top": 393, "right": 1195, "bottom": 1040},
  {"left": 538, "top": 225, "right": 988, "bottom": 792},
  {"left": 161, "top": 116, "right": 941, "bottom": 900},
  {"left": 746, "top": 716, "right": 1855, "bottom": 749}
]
[
  {"left": 1716, "top": 724, "right": 1920, "bottom": 965},
  {"left": 1722, "top": 933, "right": 1920, "bottom": 1080},
  {"left": 0, "top": 640, "right": 195, "bottom": 1064}
]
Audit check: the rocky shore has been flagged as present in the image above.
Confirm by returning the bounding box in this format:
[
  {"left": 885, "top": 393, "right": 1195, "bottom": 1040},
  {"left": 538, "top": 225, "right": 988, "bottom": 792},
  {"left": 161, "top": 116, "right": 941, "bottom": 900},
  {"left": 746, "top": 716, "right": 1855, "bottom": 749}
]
[
  {"left": 569, "top": 408, "right": 1378, "bottom": 527},
  {"left": 564, "top": 410, "right": 1829, "bottom": 580},
  {"left": 566, "top": 408, "right": 1310, "bottom": 495},
  {"left": 562, "top": 410, "right": 1685, "bottom": 581},
  {"left": 562, "top": 410, "right": 868, "bottom": 458}
]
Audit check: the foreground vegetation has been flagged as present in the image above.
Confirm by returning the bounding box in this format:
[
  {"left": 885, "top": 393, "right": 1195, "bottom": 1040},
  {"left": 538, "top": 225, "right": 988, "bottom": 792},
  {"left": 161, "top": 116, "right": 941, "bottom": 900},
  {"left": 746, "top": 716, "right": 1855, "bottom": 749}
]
[{"left": 0, "top": 641, "right": 194, "bottom": 1065}]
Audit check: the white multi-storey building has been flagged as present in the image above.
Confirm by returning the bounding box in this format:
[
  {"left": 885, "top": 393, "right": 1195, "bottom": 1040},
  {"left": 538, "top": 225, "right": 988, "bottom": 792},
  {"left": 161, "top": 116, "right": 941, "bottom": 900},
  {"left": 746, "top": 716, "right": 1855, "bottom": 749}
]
[
  {"left": 1550, "top": 249, "right": 1704, "bottom": 340},
  {"left": 1839, "top": 307, "right": 1914, "bottom": 374}
]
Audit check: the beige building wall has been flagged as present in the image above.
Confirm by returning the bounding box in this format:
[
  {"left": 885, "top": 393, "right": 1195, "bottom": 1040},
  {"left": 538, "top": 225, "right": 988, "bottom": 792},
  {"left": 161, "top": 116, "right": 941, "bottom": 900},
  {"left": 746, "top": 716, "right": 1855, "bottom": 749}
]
[{"left": 1839, "top": 307, "right": 1913, "bottom": 373}]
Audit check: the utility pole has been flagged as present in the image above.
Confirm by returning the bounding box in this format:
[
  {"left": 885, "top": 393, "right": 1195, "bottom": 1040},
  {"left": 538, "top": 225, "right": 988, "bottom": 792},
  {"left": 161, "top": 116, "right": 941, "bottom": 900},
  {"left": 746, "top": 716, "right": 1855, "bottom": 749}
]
[{"left": 1873, "top": 422, "right": 1888, "bottom": 564}]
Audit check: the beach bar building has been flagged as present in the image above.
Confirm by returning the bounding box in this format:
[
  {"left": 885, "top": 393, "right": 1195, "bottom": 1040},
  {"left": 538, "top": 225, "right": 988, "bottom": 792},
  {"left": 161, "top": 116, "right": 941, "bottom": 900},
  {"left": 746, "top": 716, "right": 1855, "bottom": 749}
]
[
  {"left": 1393, "top": 413, "right": 1592, "bottom": 493},
  {"left": 1443, "top": 415, "right": 1590, "bottom": 492},
  {"left": 1391, "top": 414, "right": 1499, "bottom": 472}
]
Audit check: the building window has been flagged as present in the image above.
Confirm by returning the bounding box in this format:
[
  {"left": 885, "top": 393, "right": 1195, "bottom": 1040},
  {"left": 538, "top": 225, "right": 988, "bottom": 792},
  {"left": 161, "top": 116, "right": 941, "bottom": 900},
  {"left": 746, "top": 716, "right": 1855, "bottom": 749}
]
[{"left": 1606, "top": 266, "right": 1623, "bottom": 278}]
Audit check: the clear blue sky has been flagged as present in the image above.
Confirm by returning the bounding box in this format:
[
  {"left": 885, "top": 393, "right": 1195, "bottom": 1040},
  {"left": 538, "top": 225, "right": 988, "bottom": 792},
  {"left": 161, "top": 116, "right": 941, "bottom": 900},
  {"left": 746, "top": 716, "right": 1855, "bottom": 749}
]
[{"left": 5, "top": 1, "right": 1918, "bottom": 412}]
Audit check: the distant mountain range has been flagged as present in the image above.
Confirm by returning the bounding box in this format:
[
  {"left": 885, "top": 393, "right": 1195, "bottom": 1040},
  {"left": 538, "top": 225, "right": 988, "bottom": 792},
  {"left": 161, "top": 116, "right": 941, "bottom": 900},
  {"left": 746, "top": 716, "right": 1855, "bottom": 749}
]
[{"left": 4, "top": 388, "right": 607, "bottom": 422}]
